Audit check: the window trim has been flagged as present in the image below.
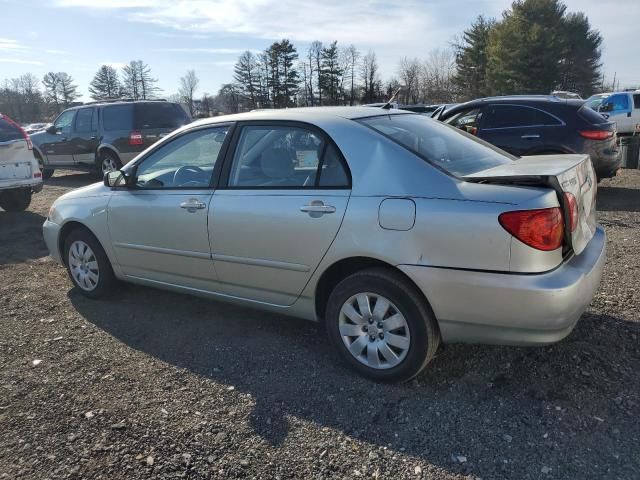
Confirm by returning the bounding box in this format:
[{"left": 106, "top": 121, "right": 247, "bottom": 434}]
[
  {"left": 127, "top": 123, "right": 236, "bottom": 191},
  {"left": 480, "top": 104, "right": 566, "bottom": 131},
  {"left": 218, "top": 120, "right": 352, "bottom": 191}
]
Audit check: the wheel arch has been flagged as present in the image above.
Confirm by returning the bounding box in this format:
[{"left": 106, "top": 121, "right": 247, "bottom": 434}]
[
  {"left": 57, "top": 221, "right": 105, "bottom": 267},
  {"left": 96, "top": 145, "right": 120, "bottom": 162},
  {"left": 32, "top": 145, "right": 46, "bottom": 163},
  {"left": 314, "top": 256, "right": 435, "bottom": 322}
]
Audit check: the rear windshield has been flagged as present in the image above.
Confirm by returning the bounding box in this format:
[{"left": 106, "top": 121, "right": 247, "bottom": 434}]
[
  {"left": 358, "top": 113, "right": 514, "bottom": 177},
  {"left": 578, "top": 105, "right": 609, "bottom": 125},
  {"left": 134, "top": 103, "right": 190, "bottom": 130},
  {"left": 0, "top": 117, "right": 23, "bottom": 143}
]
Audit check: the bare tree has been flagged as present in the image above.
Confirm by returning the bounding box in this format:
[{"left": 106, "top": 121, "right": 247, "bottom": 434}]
[
  {"left": 178, "top": 70, "right": 199, "bottom": 116},
  {"left": 421, "top": 49, "right": 457, "bottom": 104},
  {"left": 360, "top": 50, "right": 381, "bottom": 103},
  {"left": 343, "top": 45, "right": 360, "bottom": 106},
  {"left": 397, "top": 57, "right": 421, "bottom": 104},
  {"left": 309, "top": 41, "right": 323, "bottom": 105}
]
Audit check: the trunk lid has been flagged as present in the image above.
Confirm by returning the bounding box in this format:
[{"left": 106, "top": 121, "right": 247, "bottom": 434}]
[
  {"left": 0, "top": 139, "right": 32, "bottom": 181},
  {"left": 464, "top": 154, "right": 597, "bottom": 255}
]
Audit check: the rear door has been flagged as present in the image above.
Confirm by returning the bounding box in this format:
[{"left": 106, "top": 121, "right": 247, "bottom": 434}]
[
  {"left": 209, "top": 122, "right": 351, "bottom": 306},
  {"left": 479, "top": 104, "right": 547, "bottom": 155},
  {"left": 41, "top": 110, "right": 76, "bottom": 165},
  {"left": 71, "top": 107, "right": 99, "bottom": 166}
]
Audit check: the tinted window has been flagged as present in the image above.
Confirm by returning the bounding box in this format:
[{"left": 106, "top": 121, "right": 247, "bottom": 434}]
[
  {"left": 75, "top": 108, "right": 95, "bottom": 133},
  {"left": 359, "top": 114, "right": 514, "bottom": 177},
  {"left": 229, "top": 126, "right": 327, "bottom": 188},
  {"left": 446, "top": 108, "right": 482, "bottom": 134},
  {"left": 136, "top": 126, "right": 229, "bottom": 189},
  {"left": 0, "top": 117, "right": 22, "bottom": 142},
  {"left": 54, "top": 110, "right": 76, "bottom": 131},
  {"left": 103, "top": 104, "right": 134, "bottom": 131},
  {"left": 634, "top": 94, "right": 640, "bottom": 109},
  {"left": 483, "top": 105, "right": 561, "bottom": 129},
  {"left": 134, "top": 103, "right": 190, "bottom": 130},
  {"left": 318, "top": 143, "right": 350, "bottom": 187}
]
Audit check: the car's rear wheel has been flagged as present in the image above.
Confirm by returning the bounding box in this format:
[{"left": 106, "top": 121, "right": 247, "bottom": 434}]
[
  {"left": 64, "top": 228, "right": 116, "bottom": 298},
  {"left": 0, "top": 188, "right": 32, "bottom": 212},
  {"left": 325, "top": 268, "right": 440, "bottom": 382},
  {"left": 98, "top": 151, "right": 122, "bottom": 177}
]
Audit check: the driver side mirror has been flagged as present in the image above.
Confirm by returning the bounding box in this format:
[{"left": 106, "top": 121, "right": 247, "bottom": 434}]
[
  {"left": 104, "top": 170, "right": 130, "bottom": 188},
  {"left": 46, "top": 125, "right": 58, "bottom": 134}
]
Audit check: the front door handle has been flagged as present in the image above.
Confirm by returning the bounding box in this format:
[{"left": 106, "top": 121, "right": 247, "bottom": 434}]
[
  {"left": 300, "top": 200, "right": 336, "bottom": 217},
  {"left": 180, "top": 199, "right": 206, "bottom": 212},
  {"left": 521, "top": 134, "right": 541, "bottom": 139},
  {"left": 89, "top": 136, "right": 97, "bottom": 140}
]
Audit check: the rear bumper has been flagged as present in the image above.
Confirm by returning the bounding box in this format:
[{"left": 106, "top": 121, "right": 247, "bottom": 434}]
[
  {"left": 0, "top": 179, "right": 43, "bottom": 192},
  {"left": 399, "top": 226, "right": 607, "bottom": 346},
  {"left": 589, "top": 144, "right": 621, "bottom": 178}
]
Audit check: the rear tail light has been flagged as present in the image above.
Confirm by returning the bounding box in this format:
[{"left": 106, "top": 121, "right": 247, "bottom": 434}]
[
  {"left": 579, "top": 130, "right": 613, "bottom": 141},
  {"left": 33, "top": 171, "right": 42, "bottom": 178},
  {"left": 563, "top": 192, "right": 578, "bottom": 232},
  {"left": 128, "top": 130, "right": 144, "bottom": 146},
  {"left": 499, "top": 208, "right": 564, "bottom": 251}
]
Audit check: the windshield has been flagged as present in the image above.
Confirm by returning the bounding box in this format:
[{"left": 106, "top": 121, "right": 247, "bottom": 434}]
[{"left": 358, "top": 113, "right": 514, "bottom": 177}]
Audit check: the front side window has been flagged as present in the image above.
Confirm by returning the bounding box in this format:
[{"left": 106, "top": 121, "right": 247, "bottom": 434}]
[
  {"left": 135, "top": 126, "right": 229, "bottom": 189},
  {"left": 602, "top": 94, "right": 630, "bottom": 112},
  {"left": 445, "top": 108, "right": 482, "bottom": 134},
  {"left": 228, "top": 125, "right": 347, "bottom": 188},
  {"left": 54, "top": 110, "right": 76, "bottom": 132},
  {"left": 75, "top": 108, "right": 95, "bottom": 133},
  {"left": 359, "top": 113, "right": 514, "bottom": 177}
]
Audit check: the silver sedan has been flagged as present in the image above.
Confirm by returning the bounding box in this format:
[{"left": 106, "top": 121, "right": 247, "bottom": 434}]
[{"left": 43, "top": 107, "right": 606, "bottom": 382}]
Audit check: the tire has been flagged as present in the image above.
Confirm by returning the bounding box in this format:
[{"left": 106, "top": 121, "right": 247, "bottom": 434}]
[
  {"left": 34, "top": 152, "right": 54, "bottom": 180},
  {"left": 325, "top": 267, "right": 440, "bottom": 383},
  {"left": 0, "top": 189, "right": 32, "bottom": 212},
  {"left": 97, "top": 150, "right": 122, "bottom": 177},
  {"left": 63, "top": 227, "right": 117, "bottom": 299}
]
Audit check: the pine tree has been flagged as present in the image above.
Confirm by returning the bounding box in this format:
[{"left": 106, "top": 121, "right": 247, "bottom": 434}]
[
  {"left": 279, "top": 39, "right": 299, "bottom": 108},
  {"left": 122, "top": 60, "right": 160, "bottom": 100},
  {"left": 453, "top": 16, "right": 495, "bottom": 100},
  {"left": 320, "top": 41, "right": 342, "bottom": 105},
  {"left": 57, "top": 73, "right": 79, "bottom": 107},
  {"left": 89, "top": 65, "right": 122, "bottom": 100},
  {"left": 233, "top": 51, "right": 260, "bottom": 109},
  {"left": 42, "top": 72, "right": 61, "bottom": 113}
]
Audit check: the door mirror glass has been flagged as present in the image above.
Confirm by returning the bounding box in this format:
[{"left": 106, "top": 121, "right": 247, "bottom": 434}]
[
  {"left": 46, "top": 125, "right": 58, "bottom": 134},
  {"left": 104, "top": 170, "right": 128, "bottom": 188}
]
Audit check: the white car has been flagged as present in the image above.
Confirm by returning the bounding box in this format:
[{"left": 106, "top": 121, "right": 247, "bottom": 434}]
[
  {"left": 0, "top": 113, "right": 43, "bottom": 212},
  {"left": 597, "top": 91, "right": 640, "bottom": 135}
]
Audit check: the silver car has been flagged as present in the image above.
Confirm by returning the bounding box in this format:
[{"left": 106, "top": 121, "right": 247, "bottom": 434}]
[{"left": 43, "top": 107, "right": 606, "bottom": 382}]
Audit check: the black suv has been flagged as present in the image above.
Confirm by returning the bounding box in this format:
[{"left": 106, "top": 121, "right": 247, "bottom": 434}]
[
  {"left": 31, "top": 100, "right": 191, "bottom": 178},
  {"left": 438, "top": 96, "right": 620, "bottom": 179}
]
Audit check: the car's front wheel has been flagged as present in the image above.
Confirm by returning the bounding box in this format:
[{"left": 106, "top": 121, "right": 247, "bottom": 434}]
[
  {"left": 0, "top": 188, "right": 32, "bottom": 212},
  {"left": 64, "top": 228, "right": 116, "bottom": 298},
  {"left": 325, "top": 268, "right": 440, "bottom": 382}
]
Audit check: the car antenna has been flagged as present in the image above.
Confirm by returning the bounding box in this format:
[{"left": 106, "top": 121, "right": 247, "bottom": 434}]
[{"left": 381, "top": 87, "right": 402, "bottom": 110}]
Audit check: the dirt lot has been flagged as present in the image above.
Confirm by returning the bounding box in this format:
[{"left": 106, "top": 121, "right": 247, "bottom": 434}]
[{"left": 1, "top": 170, "right": 639, "bottom": 480}]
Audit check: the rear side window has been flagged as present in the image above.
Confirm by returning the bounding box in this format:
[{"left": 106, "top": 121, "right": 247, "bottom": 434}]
[
  {"left": 103, "top": 104, "right": 134, "bottom": 131},
  {"left": 634, "top": 94, "right": 640, "bottom": 109},
  {"left": 359, "top": 114, "right": 514, "bottom": 177},
  {"left": 134, "top": 103, "right": 190, "bottom": 130},
  {"left": 483, "top": 105, "right": 561, "bottom": 129},
  {"left": 0, "top": 117, "right": 22, "bottom": 142},
  {"left": 75, "top": 108, "right": 95, "bottom": 133}
]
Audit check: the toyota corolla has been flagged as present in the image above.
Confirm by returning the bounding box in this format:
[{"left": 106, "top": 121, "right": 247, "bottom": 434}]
[{"left": 43, "top": 107, "right": 606, "bottom": 382}]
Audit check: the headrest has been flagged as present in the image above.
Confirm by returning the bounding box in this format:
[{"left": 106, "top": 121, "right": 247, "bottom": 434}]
[{"left": 260, "top": 147, "right": 294, "bottom": 179}]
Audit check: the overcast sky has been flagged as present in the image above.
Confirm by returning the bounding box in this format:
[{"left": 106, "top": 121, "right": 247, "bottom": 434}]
[{"left": 0, "top": 0, "right": 638, "bottom": 100}]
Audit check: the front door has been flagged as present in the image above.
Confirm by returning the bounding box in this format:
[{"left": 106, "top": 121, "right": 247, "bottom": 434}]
[
  {"left": 71, "top": 107, "right": 99, "bottom": 166},
  {"left": 42, "top": 109, "right": 76, "bottom": 165},
  {"left": 210, "top": 123, "right": 351, "bottom": 306},
  {"left": 107, "top": 125, "right": 231, "bottom": 291}
]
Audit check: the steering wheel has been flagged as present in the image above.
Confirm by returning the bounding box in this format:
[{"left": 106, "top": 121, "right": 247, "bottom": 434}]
[{"left": 173, "top": 165, "right": 207, "bottom": 186}]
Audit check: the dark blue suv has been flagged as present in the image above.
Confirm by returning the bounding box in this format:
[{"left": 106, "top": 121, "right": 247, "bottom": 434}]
[{"left": 438, "top": 96, "right": 620, "bottom": 179}]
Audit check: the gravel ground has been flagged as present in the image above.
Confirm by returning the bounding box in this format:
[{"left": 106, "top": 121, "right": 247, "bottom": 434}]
[{"left": 0, "top": 170, "right": 639, "bottom": 480}]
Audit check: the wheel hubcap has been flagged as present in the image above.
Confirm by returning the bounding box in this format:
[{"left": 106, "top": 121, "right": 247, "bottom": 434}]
[
  {"left": 68, "top": 240, "right": 99, "bottom": 291},
  {"left": 338, "top": 292, "right": 410, "bottom": 370}
]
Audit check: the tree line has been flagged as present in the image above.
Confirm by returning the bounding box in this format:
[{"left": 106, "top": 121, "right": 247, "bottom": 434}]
[{"left": 0, "top": 0, "right": 615, "bottom": 124}]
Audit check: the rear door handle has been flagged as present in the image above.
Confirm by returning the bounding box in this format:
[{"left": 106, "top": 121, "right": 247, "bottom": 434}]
[
  {"left": 300, "top": 201, "right": 336, "bottom": 216},
  {"left": 521, "top": 134, "right": 540, "bottom": 139},
  {"left": 180, "top": 199, "right": 206, "bottom": 212}
]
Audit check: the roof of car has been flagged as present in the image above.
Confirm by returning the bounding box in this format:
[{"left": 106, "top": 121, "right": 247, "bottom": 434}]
[
  {"left": 441, "top": 95, "right": 586, "bottom": 118},
  {"left": 189, "top": 106, "right": 409, "bottom": 127}
]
